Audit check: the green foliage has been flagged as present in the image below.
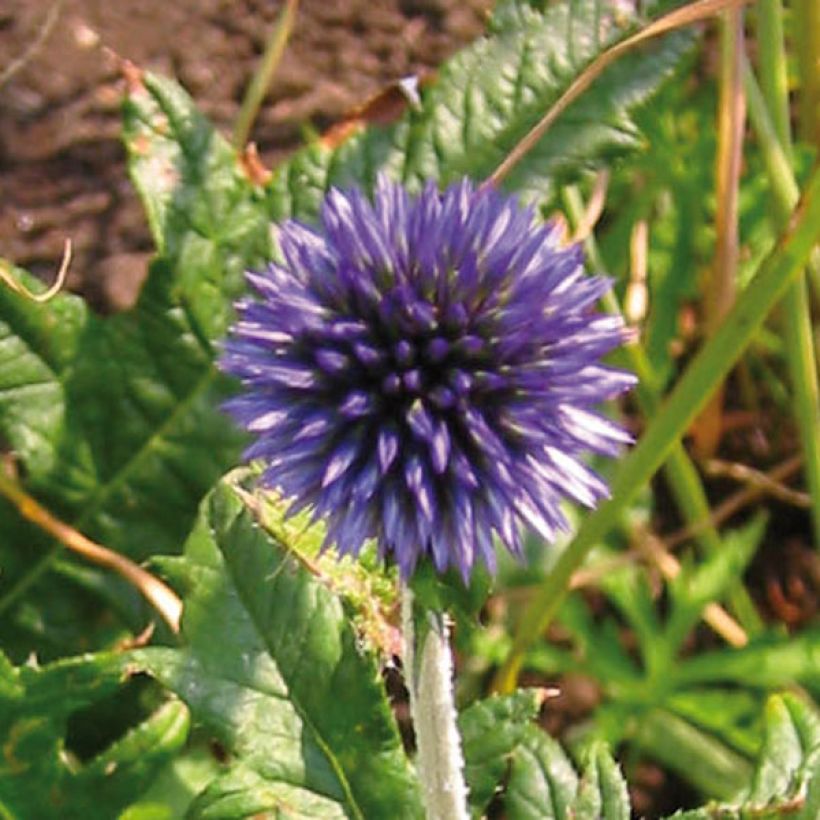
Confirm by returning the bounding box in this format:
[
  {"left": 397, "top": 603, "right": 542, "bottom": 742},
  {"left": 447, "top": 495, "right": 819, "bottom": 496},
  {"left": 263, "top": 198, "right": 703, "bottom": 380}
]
[
  {"left": 459, "top": 688, "right": 629, "bottom": 819},
  {"left": 460, "top": 690, "right": 820, "bottom": 819},
  {"left": 671, "top": 694, "right": 820, "bottom": 819},
  {"left": 265, "top": 0, "right": 694, "bottom": 220},
  {"left": 1, "top": 0, "right": 817, "bottom": 816},
  {"left": 0, "top": 0, "right": 692, "bottom": 661},
  {"left": 0, "top": 70, "right": 272, "bottom": 659},
  {"left": 123, "top": 73, "right": 273, "bottom": 343},
  {"left": 130, "top": 479, "right": 422, "bottom": 819},
  {"left": 505, "top": 516, "right": 820, "bottom": 799},
  {"left": 0, "top": 650, "right": 188, "bottom": 819}
]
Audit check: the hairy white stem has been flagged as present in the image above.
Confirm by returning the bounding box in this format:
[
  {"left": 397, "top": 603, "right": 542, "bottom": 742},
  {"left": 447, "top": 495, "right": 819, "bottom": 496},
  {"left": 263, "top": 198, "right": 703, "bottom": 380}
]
[{"left": 401, "top": 583, "right": 469, "bottom": 820}]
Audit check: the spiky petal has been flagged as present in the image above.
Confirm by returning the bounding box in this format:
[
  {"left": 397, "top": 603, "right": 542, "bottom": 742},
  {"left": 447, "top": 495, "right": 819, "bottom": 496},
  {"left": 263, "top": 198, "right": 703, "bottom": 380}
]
[{"left": 220, "top": 176, "right": 636, "bottom": 581}]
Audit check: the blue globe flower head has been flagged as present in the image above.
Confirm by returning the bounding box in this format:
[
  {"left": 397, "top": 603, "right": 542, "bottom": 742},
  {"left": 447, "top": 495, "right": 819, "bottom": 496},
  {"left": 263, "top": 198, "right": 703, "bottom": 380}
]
[{"left": 220, "top": 176, "right": 636, "bottom": 581}]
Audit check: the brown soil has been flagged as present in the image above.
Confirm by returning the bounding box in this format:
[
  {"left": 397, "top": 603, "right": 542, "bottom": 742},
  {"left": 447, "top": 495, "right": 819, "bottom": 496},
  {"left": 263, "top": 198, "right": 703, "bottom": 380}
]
[{"left": 0, "top": 0, "right": 490, "bottom": 310}]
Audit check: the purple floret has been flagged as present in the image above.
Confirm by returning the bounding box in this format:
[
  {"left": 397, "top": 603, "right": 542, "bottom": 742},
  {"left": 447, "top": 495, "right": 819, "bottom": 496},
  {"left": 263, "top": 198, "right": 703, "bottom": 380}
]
[{"left": 220, "top": 176, "right": 636, "bottom": 581}]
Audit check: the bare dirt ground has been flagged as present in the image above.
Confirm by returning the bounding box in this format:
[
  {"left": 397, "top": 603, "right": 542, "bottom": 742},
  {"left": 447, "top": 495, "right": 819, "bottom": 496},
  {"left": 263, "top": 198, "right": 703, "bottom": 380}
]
[{"left": 0, "top": 0, "right": 490, "bottom": 309}]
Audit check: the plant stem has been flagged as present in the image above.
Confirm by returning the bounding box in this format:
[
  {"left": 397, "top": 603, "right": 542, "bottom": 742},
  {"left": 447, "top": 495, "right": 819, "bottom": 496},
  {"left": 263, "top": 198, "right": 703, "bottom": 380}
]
[
  {"left": 744, "top": 60, "right": 820, "bottom": 301},
  {"left": 494, "top": 165, "right": 820, "bottom": 692},
  {"left": 748, "top": 8, "right": 820, "bottom": 547},
  {"left": 794, "top": 0, "right": 820, "bottom": 144},
  {"left": 694, "top": 9, "right": 746, "bottom": 457},
  {"left": 401, "top": 584, "right": 469, "bottom": 820},
  {"left": 232, "top": 0, "right": 299, "bottom": 149},
  {"left": 755, "top": 0, "right": 790, "bottom": 146}
]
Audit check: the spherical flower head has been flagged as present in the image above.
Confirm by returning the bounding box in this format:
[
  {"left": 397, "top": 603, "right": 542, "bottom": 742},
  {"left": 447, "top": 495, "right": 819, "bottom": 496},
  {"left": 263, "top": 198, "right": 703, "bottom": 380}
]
[{"left": 220, "top": 176, "right": 636, "bottom": 581}]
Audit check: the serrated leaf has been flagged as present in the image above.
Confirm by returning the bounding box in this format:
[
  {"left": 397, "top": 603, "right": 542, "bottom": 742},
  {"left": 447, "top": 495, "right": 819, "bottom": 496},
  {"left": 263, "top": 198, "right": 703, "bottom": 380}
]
[
  {"left": 459, "top": 690, "right": 630, "bottom": 819},
  {"left": 0, "top": 69, "right": 273, "bottom": 656},
  {"left": 122, "top": 73, "right": 272, "bottom": 342},
  {"left": 0, "top": 650, "right": 188, "bottom": 820},
  {"left": 459, "top": 689, "right": 547, "bottom": 816},
  {"left": 2, "top": 69, "right": 275, "bottom": 558},
  {"left": 130, "top": 479, "right": 422, "bottom": 819},
  {"left": 503, "top": 725, "right": 581, "bottom": 819},
  {"left": 265, "top": 0, "right": 694, "bottom": 220},
  {"left": 0, "top": 265, "right": 244, "bottom": 653},
  {"left": 570, "top": 742, "right": 630, "bottom": 820}
]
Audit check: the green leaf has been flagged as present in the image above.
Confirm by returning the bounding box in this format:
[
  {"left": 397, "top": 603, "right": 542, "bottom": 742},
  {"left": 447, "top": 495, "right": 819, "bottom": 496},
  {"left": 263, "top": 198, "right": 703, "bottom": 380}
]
[
  {"left": 0, "top": 264, "right": 87, "bottom": 483},
  {"left": 0, "top": 264, "right": 244, "bottom": 656},
  {"left": 597, "top": 557, "right": 665, "bottom": 677},
  {"left": 633, "top": 708, "right": 752, "bottom": 800},
  {"left": 0, "top": 68, "right": 271, "bottom": 562},
  {"left": 120, "top": 741, "right": 222, "bottom": 820},
  {"left": 459, "top": 691, "right": 628, "bottom": 819},
  {"left": 664, "top": 516, "right": 765, "bottom": 656},
  {"left": 0, "top": 68, "right": 274, "bottom": 657},
  {"left": 665, "top": 688, "right": 763, "bottom": 758},
  {"left": 122, "top": 73, "right": 272, "bottom": 342},
  {"left": 570, "top": 742, "right": 630, "bottom": 820},
  {"left": 0, "top": 650, "right": 188, "bottom": 820},
  {"left": 131, "top": 479, "right": 422, "bottom": 819},
  {"left": 747, "top": 694, "right": 820, "bottom": 814},
  {"left": 597, "top": 77, "right": 713, "bottom": 384},
  {"left": 265, "top": 0, "right": 694, "bottom": 220},
  {"left": 503, "top": 725, "right": 580, "bottom": 820},
  {"left": 554, "top": 593, "right": 641, "bottom": 691},
  {"left": 187, "top": 766, "right": 349, "bottom": 819},
  {"left": 664, "top": 694, "right": 820, "bottom": 819},
  {"left": 459, "top": 689, "right": 549, "bottom": 816},
  {"left": 675, "top": 631, "right": 820, "bottom": 689}
]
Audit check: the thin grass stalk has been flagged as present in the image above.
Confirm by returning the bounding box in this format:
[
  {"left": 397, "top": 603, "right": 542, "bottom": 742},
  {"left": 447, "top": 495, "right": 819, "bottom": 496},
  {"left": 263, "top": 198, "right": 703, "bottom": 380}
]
[
  {"left": 743, "top": 61, "right": 820, "bottom": 301},
  {"left": 494, "top": 166, "right": 820, "bottom": 692},
  {"left": 750, "top": 8, "right": 820, "bottom": 547},
  {"left": 562, "top": 186, "right": 762, "bottom": 632},
  {"left": 232, "top": 0, "right": 299, "bottom": 149},
  {"left": 793, "top": 0, "right": 820, "bottom": 144},
  {"left": 694, "top": 10, "right": 746, "bottom": 457},
  {"left": 755, "top": 0, "right": 790, "bottom": 146}
]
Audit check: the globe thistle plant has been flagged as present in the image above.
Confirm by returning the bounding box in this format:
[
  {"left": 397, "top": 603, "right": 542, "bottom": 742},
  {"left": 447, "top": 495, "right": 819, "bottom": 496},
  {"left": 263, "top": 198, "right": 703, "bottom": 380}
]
[{"left": 220, "top": 176, "right": 636, "bottom": 581}]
